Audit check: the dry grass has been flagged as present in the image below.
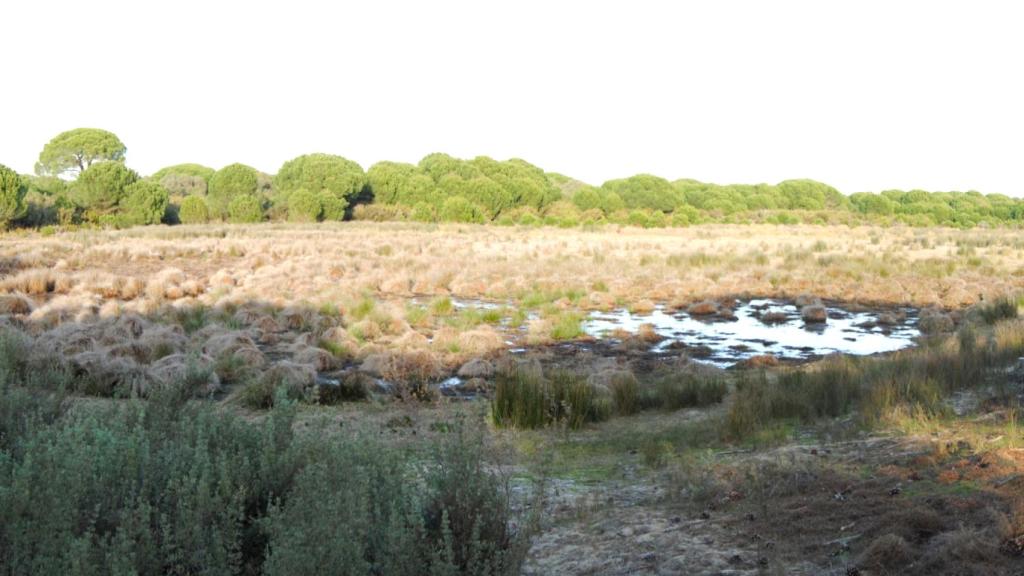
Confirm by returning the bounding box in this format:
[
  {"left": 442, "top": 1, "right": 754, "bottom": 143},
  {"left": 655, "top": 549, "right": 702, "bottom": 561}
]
[{"left": 1, "top": 222, "right": 1022, "bottom": 402}]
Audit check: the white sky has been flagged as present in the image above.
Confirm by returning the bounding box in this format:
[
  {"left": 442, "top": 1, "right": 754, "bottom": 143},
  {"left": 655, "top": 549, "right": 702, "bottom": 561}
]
[{"left": 2, "top": 0, "right": 1022, "bottom": 194}]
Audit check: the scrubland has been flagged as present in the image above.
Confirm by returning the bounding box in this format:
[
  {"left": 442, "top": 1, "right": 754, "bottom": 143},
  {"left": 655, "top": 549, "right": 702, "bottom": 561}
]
[{"left": 3, "top": 222, "right": 1024, "bottom": 575}]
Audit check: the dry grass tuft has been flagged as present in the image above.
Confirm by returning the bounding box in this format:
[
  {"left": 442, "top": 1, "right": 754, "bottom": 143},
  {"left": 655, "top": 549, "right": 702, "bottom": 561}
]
[
  {"left": 857, "top": 533, "right": 915, "bottom": 572},
  {"left": 0, "top": 293, "right": 34, "bottom": 315}
]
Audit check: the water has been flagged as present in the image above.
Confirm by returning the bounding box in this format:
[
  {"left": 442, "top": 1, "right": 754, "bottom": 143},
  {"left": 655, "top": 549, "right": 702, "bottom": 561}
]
[{"left": 582, "top": 299, "right": 920, "bottom": 368}]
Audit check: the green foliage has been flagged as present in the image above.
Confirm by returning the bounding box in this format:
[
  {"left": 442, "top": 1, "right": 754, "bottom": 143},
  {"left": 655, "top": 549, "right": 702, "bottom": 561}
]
[
  {"left": 851, "top": 192, "right": 897, "bottom": 215},
  {"left": 776, "top": 179, "right": 845, "bottom": 210},
  {"left": 367, "top": 161, "right": 439, "bottom": 207},
  {"left": 411, "top": 201, "right": 436, "bottom": 222},
  {"left": 208, "top": 163, "right": 259, "bottom": 220},
  {"left": 149, "top": 163, "right": 215, "bottom": 183},
  {"left": 178, "top": 195, "right": 209, "bottom": 224},
  {"left": 10, "top": 145, "right": 1024, "bottom": 230},
  {"left": 71, "top": 161, "right": 140, "bottom": 217},
  {"left": 287, "top": 189, "right": 322, "bottom": 222},
  {"left": 601, "top": 174, "right": 681, "bottom": 213},
  {"left": 439, "top": 196, "right": 486, "bottom": 223},
  {"left": 35, "top": 128, "right": 126, "bottom": 177},
  {"left": 549, "top": 311, "right": 583, "bottom": 340},
  {"left": 274, "top": 153, "right": 365, "bottom": 215},
  {"left": 0, "top": 361, "right": 530, "bottom": 576},
  {"left": 150, "top": 164, "right": 214, "bottom": 198},
  {"left": 318, "top": 191, "right": 346, "bottom": 221},
  {"left": 120, "top": 180, "right": 169, "bottom": 225},
  {"left": 0, "top": 164, "right": 28, "bottom": 228},
  {"left": 227, "top": 194, "right": 264, "bottom": 223}
]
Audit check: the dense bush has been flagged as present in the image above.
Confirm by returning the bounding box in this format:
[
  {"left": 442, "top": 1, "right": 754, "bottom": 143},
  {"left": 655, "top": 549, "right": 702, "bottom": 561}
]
[
  {"left": 13, "top": 130, "right": 1024, "bottom": 230},
  {"left": 208, "top": 163, "right": 259, "bottom": 220},
  {"left": 287, "top": 189, "right": 322, "bottom": 222},
  {"left": 227, "top": 193, "right": 264, "bottom": 223},
  {"left": 149, "top": 163, "right": 215, "bottom": 183},
  {"left": 275, "top": 153, "right": 366, "bottom": 216},
  {"left": 159, "top": 173, "right": 208, "bottom": 197},
  {"left": 178, "top": 195, "right": 210, "bottom": 224},
  {"left": 120, "top": 180, "right": 169, "bottom": 225},
  {"left": 71, "top": 161, "right": 140, "bottom": 219},
  {"left": 440, "top": 195, "right": 487, "bottom": 223},
  {"left": 601, "top": 174, "right": 681, "bottom": 213},
  {"left": 318, "top": 191, "right": 346, "bottom": 221},
  {"left": 0, "top": 163, "right": 27, "bottom": 229},
  {"left": 0, "top": 381, "right": 530, "bottom": 575}
]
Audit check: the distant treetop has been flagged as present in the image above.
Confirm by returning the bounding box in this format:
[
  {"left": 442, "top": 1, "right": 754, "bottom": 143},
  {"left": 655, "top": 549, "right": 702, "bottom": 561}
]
[{"left": 35, "top": 128, "right": 126, "bottom": 178}]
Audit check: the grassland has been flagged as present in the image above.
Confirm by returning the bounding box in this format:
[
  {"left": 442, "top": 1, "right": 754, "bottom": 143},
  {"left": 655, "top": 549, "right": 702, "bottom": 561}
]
[{"left": 3, "top": 221, "right": 1024, "bottom": 575}]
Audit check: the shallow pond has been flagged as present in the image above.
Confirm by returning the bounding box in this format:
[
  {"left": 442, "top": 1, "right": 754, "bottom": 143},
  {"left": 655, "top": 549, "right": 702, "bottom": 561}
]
[{"left": 582, "top": 299, "right": 920, "bottom": 368}]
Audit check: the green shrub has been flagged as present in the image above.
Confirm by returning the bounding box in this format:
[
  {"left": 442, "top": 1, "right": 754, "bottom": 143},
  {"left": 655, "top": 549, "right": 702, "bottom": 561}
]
[
  {"left": 410, "top": 201, "right": 436, "bottom": 222},
  {"left": 440, "top": 196, "right": 486, "bottom": 223},
  {"left": 208, "top": 163, "right": 259, "bottom": 219},
  {"left": 71, "top": 161, "right": 139, "bottom": 218},
  {"left": 178, "top": 195, "right": 209, "bottom": 224},
  {"left": 0, "top": 353, "right": 531, "bottom": 575},
  {"left": 549, "top": 312, "right": 583, "bottom": 340},
  {"left": 626, "top": 209, "right": 651, "bottom": 228},
  {"left": 287, "top": 189, "right": 322, "bottom": 222},
  {"left": 274, "top": 153, "right": 365, "bottom": 210},
  {"left": 319, "top": 191, "right": 347, "bottom": 220},
  {"left": 0, "top": 164, "right": 27, "bottom": 229},
  {"left": 120, "top": 180, "right": 169, "bottom": 225},
  {"left": 227, "top": 194, "right": 264, "bottom": 223}
]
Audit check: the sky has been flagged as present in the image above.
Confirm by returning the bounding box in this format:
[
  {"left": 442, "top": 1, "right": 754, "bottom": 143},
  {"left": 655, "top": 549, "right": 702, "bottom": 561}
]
[{"left": 2, "top": 0, "right": 1022, "bottom": 194}]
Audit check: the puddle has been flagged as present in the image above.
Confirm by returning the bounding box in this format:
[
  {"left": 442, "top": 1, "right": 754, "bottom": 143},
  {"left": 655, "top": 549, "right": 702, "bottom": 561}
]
[{"left": 582, "top": 299, "right": 920, "bottom": 368}]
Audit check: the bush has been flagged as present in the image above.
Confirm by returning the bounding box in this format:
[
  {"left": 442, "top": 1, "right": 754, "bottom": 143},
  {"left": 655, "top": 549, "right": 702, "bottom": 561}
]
[
  {"left": 71, "top": 161, "right": 139, "bottom": 218},
  {"left": 120, "top": 180, "right": 169, "bottom": 225},
  {"left": 274, "top": 153, "right": 365, "bottom": 208},
  {"left": 227, "top": 194, "right": 263, "bottom": 223},
  {"left": 351, "top": 203, "right": 410, "bottom": 222},
  {"left": 208, "top": 163, "right": 259, "bottom": 219},
  {"left": 0, "top": 163, "right": 27, "bottom": 229},
  {"left": 0, "top": 358, "right": 532, "bottom": 575},
  {"left": 410, "top": 201, "right": 436, "bottom": 222},
  {"left": 287, "top": 189, "right": 322, "bottom": 222},
  {"left": 440, "top": 196, "right": 486, "bottom": 223},
  {"left": 178, "top": 195, "right": 209, "bottom": 224},
  {"left": 318, "top": 191, "right": 347, "bottom": 221},
  {"left": 626, "top": 209, "right": 651, "bottom": 228}
]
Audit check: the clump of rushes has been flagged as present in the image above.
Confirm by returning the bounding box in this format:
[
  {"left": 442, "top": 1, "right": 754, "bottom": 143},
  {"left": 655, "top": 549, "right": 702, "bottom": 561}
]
[
  {"left": 723, "top": 317, "right": 1024, "bottom": 441},
  {"left": 347, "top": 295, "right": 376, "bottom": 322},
  {"left": 646, "top": 373, "right": 729, "bottom": 411},
  {"left": 977, "top": 296, "right": 1019, "bottom": 325},
  {"left": 549, "top": 311, "right": 584, "bottom": 340},
  {"left": 429, "top": 296, "right": 454, "bottom": 316},
  {"left": 610, "top": 372, "right": 640, "bottom": 415},
  {"left": 492, "top": 368, "right": 610, "bottom": 430},
  {"left": 404, "top": 304, "right": 431, "bottom": 328}
]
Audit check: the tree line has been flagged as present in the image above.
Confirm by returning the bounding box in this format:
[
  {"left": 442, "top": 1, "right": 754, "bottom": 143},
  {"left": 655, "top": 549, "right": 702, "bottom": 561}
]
[{"left": 1, "top": 127, "right": 1021, "bottom": 231}]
